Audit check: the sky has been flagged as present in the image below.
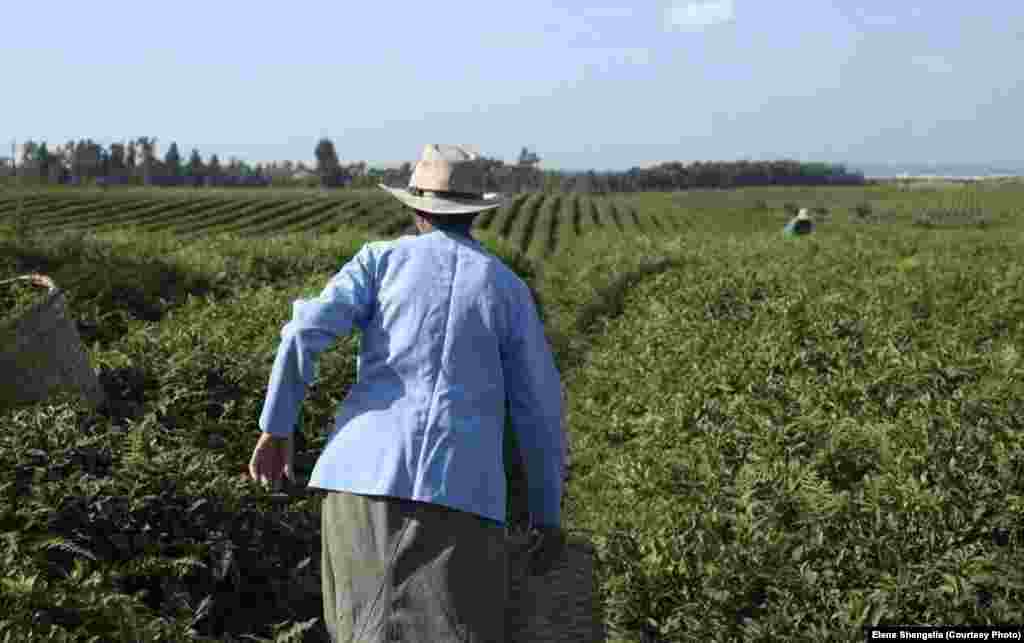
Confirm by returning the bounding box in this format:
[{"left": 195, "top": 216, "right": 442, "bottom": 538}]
[{"left": 3, "top": 1, "right": 1023, "bottom": 171}]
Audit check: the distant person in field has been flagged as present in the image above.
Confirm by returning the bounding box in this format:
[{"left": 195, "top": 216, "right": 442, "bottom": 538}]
[
  {"left": 249, "top": 144, "right": 566, "bottom": 642},
  {"left": 783, "top": 207, "right": 815, "bottom": 237}
]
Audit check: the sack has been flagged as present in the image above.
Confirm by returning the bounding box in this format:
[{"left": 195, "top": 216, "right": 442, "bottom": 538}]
[
  {"left": 0, "top": 274, "right": 105, "bottom": 413},
  {"left": 506, "top": 524, "right": 605, "bottom": 643},
  {"left": 503, "top": 391, "right": 604, "bottom": 642}
]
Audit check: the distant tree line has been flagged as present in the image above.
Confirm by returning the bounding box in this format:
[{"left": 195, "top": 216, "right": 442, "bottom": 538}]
[
  {"left": 320, "top": 141, "right": 865, "bottom": 192},
  {"left": 6, "top": 137, "right": 864, "bottom": 192},
  {"left": 10, "top": 138, "right": 301, "bottom": 187}
]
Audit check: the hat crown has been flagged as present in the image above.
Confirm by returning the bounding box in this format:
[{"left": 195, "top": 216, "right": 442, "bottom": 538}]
[
  {"left": 410, "top": 144, "right": 486, "bottom": 195},
  {"left": 420, "top": 144, "right": 478, "bottom": 162}
]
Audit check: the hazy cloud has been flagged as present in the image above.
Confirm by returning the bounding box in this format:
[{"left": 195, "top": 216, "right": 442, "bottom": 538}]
[
  {"left": 604, "top": 48, "right": 651, "bottom": 66},
  {"left": 581, "top": 7, "right": 635, "bottom": 19},
  {"left": 539, "top": 6, "right": 644, "bottom": 48},
  {"left": 665, "top": 0, "right": 735, "bottom": 30},
  {"left": 856, "top": 13, "right": 901, "bottom": 28},
  {"left": 911, "top": 54, "right": 954, "bottom": 74},
  {"left": 579, "top": 48, "right": 652, "bottom": 77},
  {"left": 851, "top": 7, "right": 922, "bottom": 28},
  {"left": 541, "top": 8, "right": 600, "bottom": 44}
]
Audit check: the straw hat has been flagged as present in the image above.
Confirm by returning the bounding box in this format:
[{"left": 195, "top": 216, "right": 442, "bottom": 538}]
[
  {"left": 379, "top": 144, "right": 507, "bottom": 215},
  {"left": 795, "top": 208, "right": 811, "bottom": 221}
]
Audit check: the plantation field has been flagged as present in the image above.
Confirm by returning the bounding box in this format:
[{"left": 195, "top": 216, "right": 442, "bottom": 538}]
[
  {"left": 1, "top": 183, "right": 1023, "bottom": 642},
  {"left": 3, "top": 180, "right": 1020, "bottom": 255},
  {"left": 0, "top": 187, "right": 689, "bottom": 258}
]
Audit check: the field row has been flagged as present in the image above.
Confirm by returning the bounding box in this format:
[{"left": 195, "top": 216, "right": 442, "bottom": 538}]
[{"left": 0, "top": 191, "right": 684, "bottom": 256}]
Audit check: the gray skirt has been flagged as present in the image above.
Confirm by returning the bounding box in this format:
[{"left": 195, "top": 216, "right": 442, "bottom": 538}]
[{"left": 321, "top": 491, "right": 508, "bottom": 643}]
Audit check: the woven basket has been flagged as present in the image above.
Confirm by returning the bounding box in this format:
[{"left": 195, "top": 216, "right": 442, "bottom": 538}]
[{"left": 0, "top": 274, "right": 106, "bottom": 413}]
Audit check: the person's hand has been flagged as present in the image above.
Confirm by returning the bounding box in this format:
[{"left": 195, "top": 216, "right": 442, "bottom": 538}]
[
  {"left": 528, "top": 526, "right": 566, "bottom": 577},
  {"left": 249, "top": 432, "right": 294, "bottom": 492}
]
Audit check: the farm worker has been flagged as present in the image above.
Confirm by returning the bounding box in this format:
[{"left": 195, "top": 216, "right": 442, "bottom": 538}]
[
  {"left": 249, "top": 143, "right": 566, "bottom": 642},
  {"left": 783, "top": 208, "right": 815, "bottom": 237}
]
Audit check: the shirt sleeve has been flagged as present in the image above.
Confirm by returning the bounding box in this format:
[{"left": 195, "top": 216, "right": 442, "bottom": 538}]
[
  {"left": 501, "top": 280, "right": 564, "bottom": 528},
  {"left": 258, "top": 244, "right": 377, "bottom": 437}
]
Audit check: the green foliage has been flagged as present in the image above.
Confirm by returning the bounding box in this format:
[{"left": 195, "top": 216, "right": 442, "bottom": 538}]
[
  {"left": 0, "top": 182, "right": 1023, "bottom": 641},
  {"left": 854, "top": 201, "right": 874, "bottom": 219},
  {"left": 912, "top": 186, "right": 996, "bottom": 228},
  {"left": 4, "top": 192, "right": 35, "bottom": 242},
  {"left": 0, "top": 278, "right": 39, "bottom": 325},
  {"left": 566, "top": 226, "right": 1024, "bottom": 640},
  {"left": 186, "top": 149, "right": 204, "bottom": 178}
]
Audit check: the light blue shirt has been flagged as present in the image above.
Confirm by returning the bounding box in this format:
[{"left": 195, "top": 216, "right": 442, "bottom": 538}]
[{"left": 258, "top": 229, "right": 564, "bottom": 527}]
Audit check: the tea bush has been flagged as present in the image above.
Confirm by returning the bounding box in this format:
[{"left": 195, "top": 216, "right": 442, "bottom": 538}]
[
  {"left": 1, "top": 183, "right": 1023, "bottom": 642},
  {"left": 0, "top": 278, "right": 42, "bottom": 326},
  {"left": 567, "top": 228, "right": 1024, "bottom": 641}
]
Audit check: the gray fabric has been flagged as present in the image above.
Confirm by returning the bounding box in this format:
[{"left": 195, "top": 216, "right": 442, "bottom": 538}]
[{"left": 321, "top": 491, "right": 508, "bottom": 643}]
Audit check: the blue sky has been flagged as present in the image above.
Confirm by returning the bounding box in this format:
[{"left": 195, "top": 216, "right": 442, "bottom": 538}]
[{"left": 3, "top": 1, "right": 1022, "bottom": 171}]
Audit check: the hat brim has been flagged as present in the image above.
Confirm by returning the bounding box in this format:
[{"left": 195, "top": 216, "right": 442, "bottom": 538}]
[{"left": 379, "top": 184, "right": 506, "bottom": 215}]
